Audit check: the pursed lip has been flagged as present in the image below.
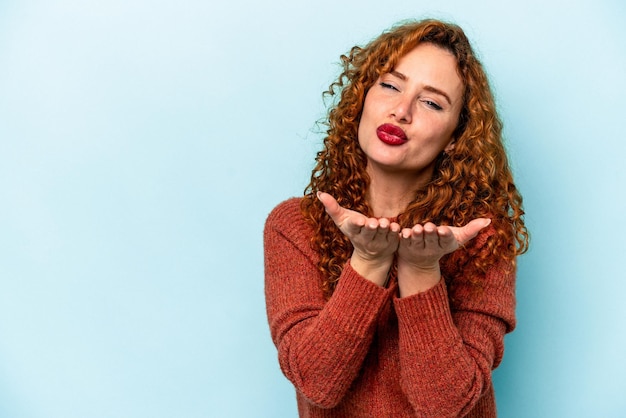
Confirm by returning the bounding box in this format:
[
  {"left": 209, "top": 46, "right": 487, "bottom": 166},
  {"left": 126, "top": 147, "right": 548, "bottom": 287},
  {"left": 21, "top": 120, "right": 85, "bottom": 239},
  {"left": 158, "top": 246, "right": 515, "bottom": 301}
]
[{"left": 376, "top": 123, "right": 407, "bottom": 145}]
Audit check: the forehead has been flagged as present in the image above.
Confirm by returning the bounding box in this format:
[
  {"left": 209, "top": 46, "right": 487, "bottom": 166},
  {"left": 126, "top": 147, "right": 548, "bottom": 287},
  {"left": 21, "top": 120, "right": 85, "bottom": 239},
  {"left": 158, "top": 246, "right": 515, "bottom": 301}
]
[
  {"left": 394, "top": 43, "right": 460, "bottom": 75},
  {"left": 392, "top": 43, "right": 463, "bottom": 95}
]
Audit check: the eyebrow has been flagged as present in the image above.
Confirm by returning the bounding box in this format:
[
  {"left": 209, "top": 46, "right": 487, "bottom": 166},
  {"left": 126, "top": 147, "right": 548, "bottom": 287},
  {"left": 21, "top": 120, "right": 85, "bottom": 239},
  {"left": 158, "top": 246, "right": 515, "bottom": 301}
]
[{"left": 389, "top": 70, "right": 452, "bottom": 105}]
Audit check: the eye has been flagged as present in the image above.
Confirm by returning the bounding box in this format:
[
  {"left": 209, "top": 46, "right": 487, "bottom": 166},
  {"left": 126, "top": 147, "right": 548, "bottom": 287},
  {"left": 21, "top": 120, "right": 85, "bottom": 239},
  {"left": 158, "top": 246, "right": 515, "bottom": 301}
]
[
  {"left": 423, "top": 100, "right": 443, "bottom": 111},
  {"left": 379, "top": 82, "right": 399, "bottom": 91}
]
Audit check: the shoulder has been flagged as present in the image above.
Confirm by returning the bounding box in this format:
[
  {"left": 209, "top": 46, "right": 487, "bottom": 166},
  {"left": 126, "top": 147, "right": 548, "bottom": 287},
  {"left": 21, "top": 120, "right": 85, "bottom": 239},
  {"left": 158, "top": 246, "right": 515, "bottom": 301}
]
[
  {"left": 266, "top": 197, "right": 303, "bottom": 220},
  {"left": 265, "top": 197, "right": 306, "bottom": 230},
  {"left": 265, "top": 197, "right": 312, "bottom": 241},
  {"left": 264, "top": 197, "right": 317, "bottom": 260}
]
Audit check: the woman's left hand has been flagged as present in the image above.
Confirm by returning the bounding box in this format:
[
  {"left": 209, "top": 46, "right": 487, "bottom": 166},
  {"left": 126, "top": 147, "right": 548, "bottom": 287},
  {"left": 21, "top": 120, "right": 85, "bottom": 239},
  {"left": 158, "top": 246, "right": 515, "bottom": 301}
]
[{"left": 396, "top": 219, "right": 491, "bottom": 296}]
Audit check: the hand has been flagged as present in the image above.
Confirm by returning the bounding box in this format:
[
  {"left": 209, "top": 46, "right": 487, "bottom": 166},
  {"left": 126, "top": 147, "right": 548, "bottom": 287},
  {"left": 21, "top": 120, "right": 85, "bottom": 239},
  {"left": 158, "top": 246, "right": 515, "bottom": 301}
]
[
  {"left": 398, "top": 218, "right": 491, "bottom": 268},
  {"left": 317, "top": 192, "right": 400, "bottom": 286},
  {"left": 396, "top": 218, "right": 491, "bottom": 295}
]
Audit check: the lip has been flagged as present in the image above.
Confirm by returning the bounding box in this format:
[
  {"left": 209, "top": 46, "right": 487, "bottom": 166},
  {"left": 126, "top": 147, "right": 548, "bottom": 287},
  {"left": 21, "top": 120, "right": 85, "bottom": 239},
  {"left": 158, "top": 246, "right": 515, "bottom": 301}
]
[{"left": 376, "top": 124, "right": 407, "bottom": 146}]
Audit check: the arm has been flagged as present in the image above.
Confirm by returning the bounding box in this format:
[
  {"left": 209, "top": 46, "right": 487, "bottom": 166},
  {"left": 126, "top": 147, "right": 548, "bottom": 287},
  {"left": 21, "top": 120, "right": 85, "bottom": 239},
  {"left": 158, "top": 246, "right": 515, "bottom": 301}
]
[
  {"left": 264, "top": 199, "right": 394, "bottom": 408},
  {"left": 394, "top": 229, "right": 516, "bottom": 417}
]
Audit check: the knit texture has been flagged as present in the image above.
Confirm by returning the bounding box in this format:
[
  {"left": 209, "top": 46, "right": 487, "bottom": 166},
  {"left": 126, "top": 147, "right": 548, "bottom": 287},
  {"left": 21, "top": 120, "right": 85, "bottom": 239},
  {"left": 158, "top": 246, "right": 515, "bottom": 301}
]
[{"left": 264, "top": 198, "right": 516, "bottom": 418}]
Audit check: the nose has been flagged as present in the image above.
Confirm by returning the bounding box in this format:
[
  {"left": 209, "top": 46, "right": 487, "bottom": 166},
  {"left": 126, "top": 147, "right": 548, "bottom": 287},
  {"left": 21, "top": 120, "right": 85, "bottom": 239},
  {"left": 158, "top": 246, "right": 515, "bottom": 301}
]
[{"left": 390, "top": 96, "right": 413, "bottom": 124}]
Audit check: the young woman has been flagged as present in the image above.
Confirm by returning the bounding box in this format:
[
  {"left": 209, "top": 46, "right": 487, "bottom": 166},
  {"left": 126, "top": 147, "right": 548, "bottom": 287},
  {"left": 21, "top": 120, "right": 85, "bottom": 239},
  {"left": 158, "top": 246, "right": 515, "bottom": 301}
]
[{"left": 264, "top": 19, "right": 529, "bottom": 418}]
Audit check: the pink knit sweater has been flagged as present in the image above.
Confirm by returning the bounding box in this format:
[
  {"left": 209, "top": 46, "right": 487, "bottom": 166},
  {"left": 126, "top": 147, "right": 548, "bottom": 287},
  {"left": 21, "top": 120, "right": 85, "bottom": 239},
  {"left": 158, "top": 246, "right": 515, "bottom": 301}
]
[{"left": 264, "top": 198, "right": 516, "bottom": 417}]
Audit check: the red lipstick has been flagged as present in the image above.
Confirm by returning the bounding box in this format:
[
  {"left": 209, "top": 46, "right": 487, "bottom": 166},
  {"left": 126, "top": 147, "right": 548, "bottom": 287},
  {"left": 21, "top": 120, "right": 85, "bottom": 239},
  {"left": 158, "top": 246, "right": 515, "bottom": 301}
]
[{"left": 376, "top": 124, "right": 407, "bottom": 146}]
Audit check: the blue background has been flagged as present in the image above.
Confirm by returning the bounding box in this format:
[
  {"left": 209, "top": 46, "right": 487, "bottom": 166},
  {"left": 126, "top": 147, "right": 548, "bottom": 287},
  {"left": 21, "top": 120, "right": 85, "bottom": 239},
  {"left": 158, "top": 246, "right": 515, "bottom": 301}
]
[{"left": 1, "top": 0, "right": 625, "bottom": 417}]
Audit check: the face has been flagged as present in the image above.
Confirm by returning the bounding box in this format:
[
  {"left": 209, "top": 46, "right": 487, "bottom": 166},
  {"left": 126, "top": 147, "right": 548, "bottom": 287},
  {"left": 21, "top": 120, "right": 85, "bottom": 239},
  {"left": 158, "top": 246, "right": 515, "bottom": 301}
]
[{"left": 357, "top": 42, "right": 464, "bottom": 186}]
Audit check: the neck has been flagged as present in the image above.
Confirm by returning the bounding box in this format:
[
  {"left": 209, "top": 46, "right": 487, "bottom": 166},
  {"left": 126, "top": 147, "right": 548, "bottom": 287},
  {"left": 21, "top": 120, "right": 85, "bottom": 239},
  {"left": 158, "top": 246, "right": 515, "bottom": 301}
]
[{"left": 366, "top": 167, "right": 429, "bottom": 218}]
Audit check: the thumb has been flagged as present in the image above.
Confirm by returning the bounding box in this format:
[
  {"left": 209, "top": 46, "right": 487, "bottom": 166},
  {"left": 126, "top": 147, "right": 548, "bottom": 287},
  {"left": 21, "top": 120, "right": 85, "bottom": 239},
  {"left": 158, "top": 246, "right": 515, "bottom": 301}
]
[
  {"left": 457, "top": 218, "right": 491, "bottom": 246},
  {"left": 317, "top": 191, "right": 342, "bottom": 220}
]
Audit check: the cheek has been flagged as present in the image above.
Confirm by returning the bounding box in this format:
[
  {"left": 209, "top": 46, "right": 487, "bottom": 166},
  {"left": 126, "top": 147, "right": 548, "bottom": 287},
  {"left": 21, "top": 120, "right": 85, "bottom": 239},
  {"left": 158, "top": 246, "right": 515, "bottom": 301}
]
[
  {"left": 356, "top": 124, "right": 364, "bottom": 147},
  {"left": 360, "top": 95, "right": 375, "bottom": 122},
  {"left": 357, "top": 98, "right": 375, "bottom": 141},
  {"left": 416, "top": 115, "right": 454, "bottom": 144},
  {"left": 434, "top": 114, "right": 460, "bottom": 140}
]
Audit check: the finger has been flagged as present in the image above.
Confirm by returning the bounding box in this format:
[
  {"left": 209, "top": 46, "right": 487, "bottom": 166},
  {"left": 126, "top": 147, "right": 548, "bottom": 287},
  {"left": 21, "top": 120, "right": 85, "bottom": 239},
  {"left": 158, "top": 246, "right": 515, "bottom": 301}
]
[
  {"left": 358, "top": 218, "right": 380, "bottom": 240},
  {"left": 454, "top": 218, "right": 491, "bottom": 245},
  {"left": 400, "top": 224, "right": 418, "bottom": 240},
  {"left": 378, "top": 217, "right": 390, "bottom": 230},
  {"left": 409, "top": 224, "right": 425, "bottom": 248},
  {"left": 341, "top": 215, "right": 367, "bottom": 236},
  {"left": 437, "top": 225, "right": 453, "bottom": 239},
  {"left": 436, "top": 225, "right": 456, "bottom": 248},
  {"left": 317, "top": 191, "right": 342, "bottom": 220},
  {"left": 372, "top": 218, "right": 390, "bottom": 241},
  {"left": 317, "top": 191, "right": 368, "bottom": 235},
  {"left": 423, "top": 222, "right": 439, "bottom": 248},
  {"left": 361, "top": 218, "right": 397, "bottom": 242}
]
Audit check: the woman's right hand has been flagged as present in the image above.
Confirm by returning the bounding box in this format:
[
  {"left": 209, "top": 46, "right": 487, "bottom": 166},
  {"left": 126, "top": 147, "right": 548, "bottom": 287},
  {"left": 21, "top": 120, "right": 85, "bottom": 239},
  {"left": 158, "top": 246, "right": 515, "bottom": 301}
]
[{"left": 317, "top": 192, "right": 400, "bottom": 286}]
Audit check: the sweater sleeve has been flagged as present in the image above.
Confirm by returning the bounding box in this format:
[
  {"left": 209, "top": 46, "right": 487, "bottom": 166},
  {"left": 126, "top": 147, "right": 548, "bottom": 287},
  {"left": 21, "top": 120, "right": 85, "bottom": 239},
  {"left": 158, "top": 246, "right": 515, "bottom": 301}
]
[
  {"left": 263, "top": 199, "right": 393, "bottom": 408},
  {"left": 393, "top": 227, "right": 516, "bottom": 418}
]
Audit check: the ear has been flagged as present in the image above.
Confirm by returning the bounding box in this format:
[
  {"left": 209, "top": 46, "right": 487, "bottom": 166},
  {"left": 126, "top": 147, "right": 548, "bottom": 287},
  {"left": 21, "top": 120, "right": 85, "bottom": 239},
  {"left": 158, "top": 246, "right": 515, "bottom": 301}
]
[{"left": 444, "top": 140, "right": 455, "bottom": 153}]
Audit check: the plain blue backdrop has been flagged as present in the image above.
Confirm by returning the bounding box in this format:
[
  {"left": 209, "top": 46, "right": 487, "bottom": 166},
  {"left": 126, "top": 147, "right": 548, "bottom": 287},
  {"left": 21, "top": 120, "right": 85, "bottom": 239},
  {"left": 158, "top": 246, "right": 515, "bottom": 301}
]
[{"left": 1, "top": 0, "right": 625, "bottom": 417}]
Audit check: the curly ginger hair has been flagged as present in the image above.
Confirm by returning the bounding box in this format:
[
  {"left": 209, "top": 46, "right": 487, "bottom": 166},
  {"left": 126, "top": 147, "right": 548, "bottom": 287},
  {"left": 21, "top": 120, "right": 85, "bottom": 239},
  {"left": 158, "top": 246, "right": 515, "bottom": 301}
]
[{"left": 301, "top": 19, "right": 529, "bottom": 298}]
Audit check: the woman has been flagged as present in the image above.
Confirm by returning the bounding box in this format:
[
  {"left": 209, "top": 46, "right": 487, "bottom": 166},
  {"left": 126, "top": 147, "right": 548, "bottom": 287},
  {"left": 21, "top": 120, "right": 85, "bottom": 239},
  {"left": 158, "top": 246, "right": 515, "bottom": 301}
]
[{"left": 264, "top": 19, "right": 529, "bottom": 418}]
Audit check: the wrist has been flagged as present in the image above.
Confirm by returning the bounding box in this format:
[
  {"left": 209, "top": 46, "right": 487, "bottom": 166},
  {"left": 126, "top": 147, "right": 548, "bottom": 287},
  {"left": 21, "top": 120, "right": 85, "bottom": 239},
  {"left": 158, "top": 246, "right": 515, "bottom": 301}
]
[
  {"left": 396, "top": 261, "right": 441, "bottom": 297},
  {"left": 350, "top": 253, "right": 393, "bottom": 287}
]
